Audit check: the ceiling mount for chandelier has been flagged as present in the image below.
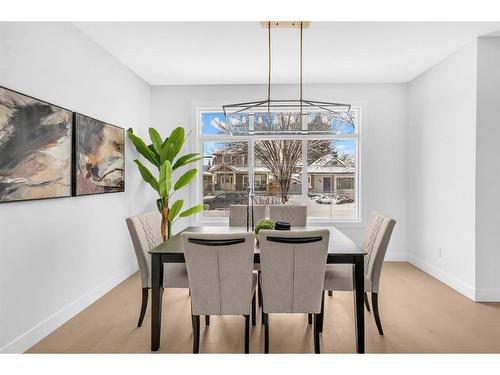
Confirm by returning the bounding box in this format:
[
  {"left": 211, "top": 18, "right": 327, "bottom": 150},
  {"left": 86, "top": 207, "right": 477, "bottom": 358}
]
[{"left": 222, "top": 21, "right": 354, "bottom": 127}]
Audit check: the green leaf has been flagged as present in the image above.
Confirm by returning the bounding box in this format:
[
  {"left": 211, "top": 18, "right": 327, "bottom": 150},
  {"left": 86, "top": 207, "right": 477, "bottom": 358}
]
[
  {"left": 168, "top": 199, "right": 184, "bottom": 221},
  {"left": 159, "top": 143, "right": 169, "bottom": 165},
  {"left": 164, "top": 127, "right": 185, "bottom": 162},
  {"left": 159, "top": 162, "right": 167, "bottom": 197},
  {"left": 162, "top": 137, "right": 169, "bottom": 149},
  {"left": 171, "top": 127, "right": 185, "bottom": 158},
  {"left": 149, "top": 128, "right": 163, "bottom": 154},
  {"left": 128, "top": 131, "right": 159, "bottom": 167},
  {"left": 133, "top": 159, "right": 159, "bottom": 192},
  {"left": 159, "top": 160, "right": 172, "bottom": 197},
  {"left": 174, "top": 168, "right": 197, "bottom": 191},
  {"left": 172, "top": 153, "right": 202, "bottom": 170},
  {"left": 148, "top": 144, "right": 159, "bottom": 158},
  {"left": 179, "top": 204, "right": 204, "bottom": 218},
  {"left": 165, "top": 143, "right": 176, "bottom": 163},
  {"left": 165, "top": 161, "right": 172, "bottom": 193}
]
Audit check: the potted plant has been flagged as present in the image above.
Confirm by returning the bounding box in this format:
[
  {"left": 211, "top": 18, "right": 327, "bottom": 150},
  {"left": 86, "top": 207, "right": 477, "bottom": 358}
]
[
  {"left": 254, "top": 219, "right": 275, "bottom": 241},
  {"left": 128, "top": 127, "right": 203, "bottom": 241}
]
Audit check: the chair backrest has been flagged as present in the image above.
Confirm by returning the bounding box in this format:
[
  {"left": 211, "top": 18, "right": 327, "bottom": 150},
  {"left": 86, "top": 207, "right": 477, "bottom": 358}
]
[
  {"left": 126, "top": 212, "right": 162, "bottom": 288},
  {"left": 269, "top": 205, "right": 307, "bottom": 226},
  {"left": 229, "top": 205, "right": 266, "bottom": 227},
  {"left": 181, "top": 232, "right": 255, "bottom": 316},
  {"left": 362, "top": 212, "right": 396, "bottom": 293},
  {"left": 259, "top": 229, "right": 329, "bottom": 314}
]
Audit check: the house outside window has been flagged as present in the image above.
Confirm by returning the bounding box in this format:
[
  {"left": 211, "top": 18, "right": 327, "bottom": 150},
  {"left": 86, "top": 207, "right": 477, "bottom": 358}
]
[{"left": 198, "top": 109, "right": 360, "bottom": 221}]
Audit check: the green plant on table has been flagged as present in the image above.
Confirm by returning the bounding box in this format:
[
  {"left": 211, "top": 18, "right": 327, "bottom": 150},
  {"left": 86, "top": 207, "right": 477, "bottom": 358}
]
[
  {"left": 128, "top": 127, "right": 203, "bottom": 241},
  {"left": 255, "top": 219, "right": 275, "bottom": 235}
]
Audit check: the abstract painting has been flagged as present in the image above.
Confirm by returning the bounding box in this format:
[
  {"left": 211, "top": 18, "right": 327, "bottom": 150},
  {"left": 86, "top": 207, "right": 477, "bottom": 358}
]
[
  {"left": 0, "top": 86, "right": 72, "bottom": 203},
  {"left": 73, "top": 113, "right": 125, "bottom": 196}
]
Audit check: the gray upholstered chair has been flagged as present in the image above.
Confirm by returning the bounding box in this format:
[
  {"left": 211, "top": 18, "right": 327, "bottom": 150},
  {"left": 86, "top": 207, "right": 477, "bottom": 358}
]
[
  {"left": 229, "top": 204, "right": 266, "bottom": 227},
  {"left": 323, "top": 212, "right": 396, "bottom": 335},
  {"left": 126, "top": 212, "right": 189, "bottom": 327},
  {"left": 181, "top": 232, "right": 257, "bottom": 353},
  {"left": 269, "top": 205, "right": 307, "bottom": 226},
  {"left": 259, "top": 229, "right": 330, "bottom": 353}
]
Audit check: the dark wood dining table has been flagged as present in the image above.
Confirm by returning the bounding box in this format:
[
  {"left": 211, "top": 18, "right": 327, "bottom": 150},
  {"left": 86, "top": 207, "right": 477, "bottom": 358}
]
[{"left": 148, "top": 225, "right": 366, "bottom": 353}]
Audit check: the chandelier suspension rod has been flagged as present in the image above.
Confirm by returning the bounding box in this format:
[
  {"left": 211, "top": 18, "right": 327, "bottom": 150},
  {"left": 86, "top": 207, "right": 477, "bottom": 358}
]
[
  {"left": 300, "top": 21, "right": 303, "bottom": 123},
  {"left": 300, "top": 21, "right": 303, "bottom": 101},
  {"left": 267, "top": 21, "right": 271, "bottom": 109}
]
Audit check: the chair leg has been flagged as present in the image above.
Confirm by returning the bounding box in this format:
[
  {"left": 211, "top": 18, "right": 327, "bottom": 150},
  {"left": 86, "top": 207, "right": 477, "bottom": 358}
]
[
  {"left": 261, "top": 291, "right": 265, "bottom": 325},
  {"left": 319, "top": 291, "right": 325, "bottom": 333},
  {"left": 205, "top": 315, "right": 210, "bottom": 326},
  {"left": 264, "top": 313, "right": 269, "bottom": 353},
  {"left": 372, "top": 292, "right": 384, "bottom": 335},
  {"left": 308, "top": 313, "right": 312, "bottom": 324},
  {"left": 192, "top": 315, "right": 200, "bottom": 353},
  {"left": 244, "top": 315, "right": 250, "bottom": 353},
  {"left": 328, "top": 290, "right": 333, "bottom": 297},
  {"left": 313, "top": 314, "right": 320, "bottom": 354},
  {"left": 257, "top": 270, "right": 262, "bottom": 307},
  {"left": 252, "top": 293, "right": 256, "bottom": 326},
  {"left": 137, "top": 288, "right": 148, "bottom": 327},
  {"left": 364, "top": 292, "right": 371, "bottom": 312}
]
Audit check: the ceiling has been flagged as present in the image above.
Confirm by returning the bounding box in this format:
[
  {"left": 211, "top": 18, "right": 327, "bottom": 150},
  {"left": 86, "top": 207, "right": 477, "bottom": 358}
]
[{"left": 75, "top": 22, "right": 500, "bottom": 85}]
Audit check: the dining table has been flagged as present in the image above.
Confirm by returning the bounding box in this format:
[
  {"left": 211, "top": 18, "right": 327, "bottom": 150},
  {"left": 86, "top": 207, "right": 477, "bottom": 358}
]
[{"left": 148, "top": 225, "right": 366, "bottom": 353}]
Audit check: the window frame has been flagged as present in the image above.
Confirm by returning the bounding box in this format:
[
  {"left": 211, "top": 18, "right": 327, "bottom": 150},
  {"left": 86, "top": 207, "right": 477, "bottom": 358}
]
[{"left": 192, "top": 106, "right": 363, "bottom": 226}]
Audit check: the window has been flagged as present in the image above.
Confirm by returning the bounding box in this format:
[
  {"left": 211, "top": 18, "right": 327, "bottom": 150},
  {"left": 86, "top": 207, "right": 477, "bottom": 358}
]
[
  {"left": 336, "top": 177, "right": 354, "bottom": 190},
  {"left": 202, "top": 141, "right": 248, "bottom": 217},
  {"left": 198, "top": 109, "right": 360, "bottom": 221}
]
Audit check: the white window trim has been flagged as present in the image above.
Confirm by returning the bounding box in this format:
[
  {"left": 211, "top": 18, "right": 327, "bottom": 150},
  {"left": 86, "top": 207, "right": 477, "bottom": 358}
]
[{"left": 190, "top": 103, "right": 366, "bottom": 228}]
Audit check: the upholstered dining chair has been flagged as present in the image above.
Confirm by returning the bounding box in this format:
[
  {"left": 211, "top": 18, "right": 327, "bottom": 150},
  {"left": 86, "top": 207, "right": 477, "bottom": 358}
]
[
  {"left": 181, "top": 232, "right": 257, "bottom": 354},
  {"left": 126, "top": 212, "right": 189, "bottom": 327},
  {"left": 323, "top": 212, "right": 396, "bottom": 335},
  {"left": 269, "top": 205, "right": 307, "bottom": 226},
  {"left": 259, "top": 229, "right": 330, "bottom": 353},
  {"left": 229, "top": 204, "right": 266, "bottom": 227}
]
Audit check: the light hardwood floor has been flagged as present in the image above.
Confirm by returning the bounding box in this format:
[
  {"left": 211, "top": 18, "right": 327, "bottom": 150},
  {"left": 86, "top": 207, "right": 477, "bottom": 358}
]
[{"left": 27, "top": 262, "right": 500, "bottom": 353}]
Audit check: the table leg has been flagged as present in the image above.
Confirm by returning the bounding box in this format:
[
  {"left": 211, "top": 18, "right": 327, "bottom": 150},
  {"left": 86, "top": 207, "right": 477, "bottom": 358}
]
[
  {"left": 353, "top": 255, "right": 365, "bottom": 353},
  {"left": 151, "top": 253, "right": 164, "bottom": 351}
]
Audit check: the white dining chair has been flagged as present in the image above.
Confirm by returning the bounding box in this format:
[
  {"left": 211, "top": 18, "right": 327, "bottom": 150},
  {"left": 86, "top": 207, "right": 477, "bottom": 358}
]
[
  {"left": 259, "top": 229, "right": 330, "bottom": 353},
  {"left": 229, "top": 204, "right": 266, "bottom": 227},
  {"left": 269, "top": 205, "right": 307, "bottom": 226},
  {"left": 181, "top": 232, "right": 257, "bottom": 353},
  {"left": 323, "top": 212, "right": 396, "bottom": 335},
  {"left": 126, "top": 212, "right": 189, "bottom": 327}
]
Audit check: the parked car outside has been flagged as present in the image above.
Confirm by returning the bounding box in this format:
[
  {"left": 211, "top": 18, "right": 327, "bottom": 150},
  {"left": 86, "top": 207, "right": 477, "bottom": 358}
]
[{"left": 203, "top": 192, "right": 248, "bottom": 210}]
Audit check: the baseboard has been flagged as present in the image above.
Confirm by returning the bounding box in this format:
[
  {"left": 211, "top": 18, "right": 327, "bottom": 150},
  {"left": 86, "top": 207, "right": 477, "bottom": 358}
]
[
  {"left": 474, "top": 288, "right": 500, "bottom": 302},
  {"left": 0, "top": 263, "right": 138, "bottom": 354},
  {"left": 406, "top": 253, "right": 476, "bottom": 301},
  {"left": 384, "top": 251, "right": 410, "bottom": 261}
]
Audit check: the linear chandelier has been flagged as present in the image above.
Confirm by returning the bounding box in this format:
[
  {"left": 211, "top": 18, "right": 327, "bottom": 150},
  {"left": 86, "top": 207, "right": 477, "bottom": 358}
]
[{"left": 222, "top": 21, "right": 354, "bottom": 128}]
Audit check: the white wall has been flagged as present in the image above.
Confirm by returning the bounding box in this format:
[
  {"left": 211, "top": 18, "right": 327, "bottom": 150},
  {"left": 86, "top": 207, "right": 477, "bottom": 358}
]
[
  {"left": 0, "top": 23, "right": 153, "bottom": 352},
  {"left": 407, "top": 42, "right": 478, "bottom": 299},
  {"left": 151, "top": 83, "right": 409, "bottom": 258},
  {"left": 475, "top": 37, "right": 500, "bottom": 300}
]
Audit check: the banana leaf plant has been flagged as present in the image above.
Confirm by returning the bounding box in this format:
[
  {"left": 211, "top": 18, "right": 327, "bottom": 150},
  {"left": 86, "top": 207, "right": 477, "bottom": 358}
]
[{"left": 128, "top": 127, "right": 203, "bottom": 241}]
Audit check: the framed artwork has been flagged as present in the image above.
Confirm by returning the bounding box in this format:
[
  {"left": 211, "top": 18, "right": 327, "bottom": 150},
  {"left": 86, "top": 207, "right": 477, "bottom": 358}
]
[
  {"left": 73, "top": 113, "right": 125, "bottom": 196},
  {"left": 0, "top": 86, "right": 72, "bottom": 203}
]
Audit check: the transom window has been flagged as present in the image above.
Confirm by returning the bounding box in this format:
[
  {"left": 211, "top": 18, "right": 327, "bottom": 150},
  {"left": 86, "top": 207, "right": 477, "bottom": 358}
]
[{"left": 197, "top": 108, "right": 360, "bottom": 222}]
